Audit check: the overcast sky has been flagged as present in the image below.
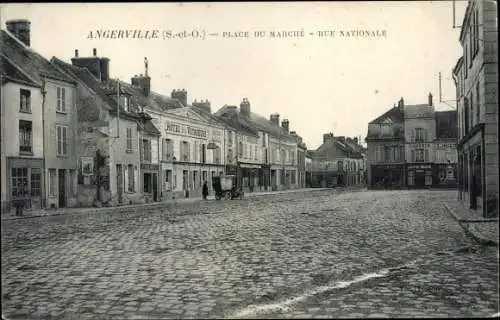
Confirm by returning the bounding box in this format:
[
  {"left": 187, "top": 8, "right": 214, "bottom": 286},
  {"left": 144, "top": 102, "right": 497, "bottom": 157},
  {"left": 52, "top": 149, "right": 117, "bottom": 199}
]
[{"left": 0, "top": 2, "right": 467, "bottom": 149}]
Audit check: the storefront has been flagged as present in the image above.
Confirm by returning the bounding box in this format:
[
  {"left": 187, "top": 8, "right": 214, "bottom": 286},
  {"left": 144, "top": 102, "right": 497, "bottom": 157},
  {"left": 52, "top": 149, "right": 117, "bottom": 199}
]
[
  {"left": 260, "top": 164, "right": 271, "bottom": 191},
  {"left": 370, "top": 164, "right": 405, "bottom": 189},
  {"left": 7, "top": 157, "right": 44, "bottom": 211},
  {"left": 141, "top": 163, "right": 160, "bottom": 202},
  {"left": 433, "top": 163, "right": 457, "bottom": 188},
  {"left": 406, "top": 163, "right": 433, "bottom": 188},
  {"left": 239, "top": 162, "right": 260, "bottom": 192}
]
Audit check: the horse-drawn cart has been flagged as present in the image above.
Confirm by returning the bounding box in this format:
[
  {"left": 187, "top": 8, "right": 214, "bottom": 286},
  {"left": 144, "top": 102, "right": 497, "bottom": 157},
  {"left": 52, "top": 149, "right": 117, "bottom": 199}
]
[{"left": 212, "top": 175, "right": 244, "bottom": 200}]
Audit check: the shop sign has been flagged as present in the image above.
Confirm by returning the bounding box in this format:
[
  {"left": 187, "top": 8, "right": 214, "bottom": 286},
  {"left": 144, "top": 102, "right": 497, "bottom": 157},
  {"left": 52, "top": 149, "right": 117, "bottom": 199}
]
[
  {"left": 141, "top": 163, "right": 159, "bottom": 171},
  {"left": 407, "top": 164, "right": 432, "bottom": 170}
]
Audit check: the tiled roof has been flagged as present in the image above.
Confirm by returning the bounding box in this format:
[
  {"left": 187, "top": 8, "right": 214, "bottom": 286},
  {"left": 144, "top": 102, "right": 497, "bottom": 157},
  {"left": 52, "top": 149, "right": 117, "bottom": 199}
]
[
  {"left": 143, "top": 119, "right": 161, "bottom": 135},
  {"left": 403, "top": 104, "right": 434, "bottom": 118},
  {"left": 369, "top": 106, "right": 404, "bottom": 124},
  {"left": 1, "top": 30, "right": 75, "bottom": 85},
  {"left": 51, "top": 57, "right": 141, "bottom": 122},
  {"left": 215, "top": 105, "right": 296, "bottom": 142},
  {"left": 314, "top": 138, "right": 363, "bottom": 159},
  {"left": 0, "top": 55, "right": 39, "bottom": 87},
  {"left": 216, "top": 106, "right": 260, "bottom": 137},
  {"left": 435, "top": 110, "right": 457, "bottom": 139}
]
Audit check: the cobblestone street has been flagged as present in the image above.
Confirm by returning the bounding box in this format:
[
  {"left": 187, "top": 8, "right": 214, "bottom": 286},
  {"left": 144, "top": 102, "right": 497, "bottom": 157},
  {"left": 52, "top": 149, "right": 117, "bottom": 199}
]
[{"left": 2, "top": 189, "right": 498, "bottom": 319}]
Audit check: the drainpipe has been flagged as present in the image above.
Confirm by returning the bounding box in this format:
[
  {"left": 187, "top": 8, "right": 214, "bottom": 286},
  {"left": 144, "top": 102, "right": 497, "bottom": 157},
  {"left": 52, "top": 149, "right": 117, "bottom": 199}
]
[{"left": 41, "top": 77, "right": 47, "bottom": 208}]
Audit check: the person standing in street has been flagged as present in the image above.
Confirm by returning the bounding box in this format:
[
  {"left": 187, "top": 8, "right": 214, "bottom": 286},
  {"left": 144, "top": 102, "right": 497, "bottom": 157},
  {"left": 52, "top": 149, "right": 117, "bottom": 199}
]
[{"left": 202, "top": 181, "right": 209, "bottom": 200}]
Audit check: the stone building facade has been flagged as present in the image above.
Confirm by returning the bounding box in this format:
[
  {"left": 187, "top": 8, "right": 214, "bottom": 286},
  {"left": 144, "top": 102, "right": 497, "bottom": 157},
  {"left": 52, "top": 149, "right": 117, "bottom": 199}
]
[{"left": 453, "top": 0, "right": 498, "bottom": 217}]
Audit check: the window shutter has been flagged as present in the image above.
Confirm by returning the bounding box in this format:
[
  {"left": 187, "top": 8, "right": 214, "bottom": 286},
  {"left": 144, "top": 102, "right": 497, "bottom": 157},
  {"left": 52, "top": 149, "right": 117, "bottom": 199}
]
[
  {"left": 57, "top": 126, "right": 61, "bottom": 154},
  {"left": 63, "top": 127, "right": 67, "bottom": 155},
  {"left": 62, "top": 88, "right": 66, "bottom": 112},
  {"left": 57, "top": 87, "right": 61, "bottom": 111}
]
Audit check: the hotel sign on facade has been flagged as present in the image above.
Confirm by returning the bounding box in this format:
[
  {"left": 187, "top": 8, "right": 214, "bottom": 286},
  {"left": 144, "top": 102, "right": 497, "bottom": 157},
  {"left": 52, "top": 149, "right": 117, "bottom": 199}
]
[{"left": 165, "top": 121, "right": 208, "bottom": 139}]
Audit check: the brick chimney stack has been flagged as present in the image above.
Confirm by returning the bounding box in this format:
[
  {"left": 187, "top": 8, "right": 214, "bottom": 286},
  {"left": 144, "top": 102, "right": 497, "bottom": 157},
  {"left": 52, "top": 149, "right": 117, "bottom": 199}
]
[
  {"left": 323, "top": 133, "right": 334, "bottom": 143},
  {"left": 240, "top": 98, "right": 251, "bottom": 117},
  {"left": 428, "top": 92, "right": 433, "bottom": 106},
  {"left": 270, "top": 113, "right": 280, "bottom": 126},
  {"left": 71, "top": 48, "right": 110, "bottom": 82},
  {"left": 281, "top": 119, "right": 289, "bottom": 132},
  {"left": 172, "top": 89, "right": 187, "bottom": 106},
  {"left": 6, "top": 19, "right": 31, "bottom": 47}
]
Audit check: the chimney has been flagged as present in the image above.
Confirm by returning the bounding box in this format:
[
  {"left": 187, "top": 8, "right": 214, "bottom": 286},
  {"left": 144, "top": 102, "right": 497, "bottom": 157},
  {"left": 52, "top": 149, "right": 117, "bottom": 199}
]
[
  {"left": 193, "top": 99, "right": 211, "bottom": 113},
  {"left": 171, "top": 89, "right": 187, "bottom": 106},
  {"left": 131, "top": 74, "right": 151, "bottom": 96},
  {"left": 6, "top": 19, "right": 31, "bottom": 47},
  {"left": 71, "top": 49, "right": 110, "bottom": 82},
  {"left": 270, "top": 113, "right": 280, "bottom": 126},
  {"left": 428, "top": 92, "right": 433, "bottom": 106},
  {"left": 281, "top": 119, "right": 289, "bottom": 132},
  {"left": 240, "top": 98, "right": 251, "bottom": 117},
  {"left": 353, "top": 137, "right": 358, "bottom": 144},
  {"left": 323, "top": 133, "right": 334, "bottom": 143},
  {"left": 398, "top": 97, "right": 405, "bottom": 108},
  {"left": 337, "top": 136, "right": 346, "bottom": 143}
]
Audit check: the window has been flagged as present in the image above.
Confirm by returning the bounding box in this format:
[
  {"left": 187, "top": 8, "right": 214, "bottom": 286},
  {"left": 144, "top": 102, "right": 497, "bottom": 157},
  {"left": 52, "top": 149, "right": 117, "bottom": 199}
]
[
  {"left": 181, "top": 141, "right": 190, "bottom": 161},
  {"left": 262, "top": 134, "right": 266, "bottom": 147},
  {"left": 19, "top": 120, "right": 32, "bottom": 153},
  {"left": 476, "top": 82, "right": 480, "bottom": 123},
  {"left": 254, "top": 146, "right": 258, "bottom": 160},
  {"left": 57, "top": 87, "right": 66, "bottom": 113},
  {"left": 473, "top": 8, "right": 479, "bottom": 57},
  {"left": 20, "top": 89, "right": 31, "bottom": 112},
  {"left": 249, "top": 145, "right": 253, "bottom": 159},
  {"left": 201, "top": 144, "right": 206, "bottom": 164},
  {"left": 393, "top": 146, "right": 400, "bottom": 162},
  {"left": 11, "top": 168, "right": 28, "bottom": 197},
  {"left": 470, "top": 90, "right": 475, "bottom": 126},
  {"left": 239, "top": 141, "right": 243, "bottom": 158},
  {"left": 194, "top": 141, "right": 199, "bottom": 162},
  {"left": 142, "top": 139, "right": 151, "bottom": 162},
  {"left": 384, "top": 146, "right": 391, "bottom": 162},
  {"left": 127, "top": 165, "right": 134, "bottom": 192},
  {"left": 425, "top": 171, "right": 432, "bottom": 186},
  {"left": 49, "top": 169, "right": 57, "bottom": 196},
  {"left": 30, "top": 168, "right": 41, "bottom": 197},
  {"left": 408, "top": 171, "right": 415, "bottom": 186},
  {"left": 56, "top": 125, "right": 68, "bottom": 155},
  {"left": 123, "top": 96, "right": 130, "bottom": 112},
  {"left": 464, "top": 44, "right": 468, "bottom": 78},
  {"left": 126, "top": 128, "right": 133, "bottom": 151},
  {"left": 228, "top": 131, "right": 233, "bottom": 146},
  {"left": 415, "top": 149, "right": 425, "bottom": 162},
  {"left": 414, "top": 128, "right": 425, "bottom": 142},
  {"left": 143, "top": 173, "right": 152, "bottom": 193},
  {"left": 163, "top": 139, "right": 174, "bottom": 161}
]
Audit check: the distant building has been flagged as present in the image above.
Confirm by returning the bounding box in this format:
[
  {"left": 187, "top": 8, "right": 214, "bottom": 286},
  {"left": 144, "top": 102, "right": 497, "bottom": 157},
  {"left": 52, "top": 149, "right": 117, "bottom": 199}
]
[
  {"left": 305, "top": 150, "right": 313, "bottom": 187},
  {"left": 365, "top": 101, "right": 405, "bottom": 189},
  {"left": 453, "top": 0, "right": 498, "bottom": 217},
  {"left": 310, "top": 133, "right": 365, "bottom": 188}
]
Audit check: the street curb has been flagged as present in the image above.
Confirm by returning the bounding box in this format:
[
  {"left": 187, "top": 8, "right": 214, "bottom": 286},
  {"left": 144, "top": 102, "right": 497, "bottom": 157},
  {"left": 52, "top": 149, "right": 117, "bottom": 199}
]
[
  {"left": 443, "top": 203, "right": 498, "bottom": 247},
  {"left": 1, "top": 188, "right": 334, "bottom": 221}
]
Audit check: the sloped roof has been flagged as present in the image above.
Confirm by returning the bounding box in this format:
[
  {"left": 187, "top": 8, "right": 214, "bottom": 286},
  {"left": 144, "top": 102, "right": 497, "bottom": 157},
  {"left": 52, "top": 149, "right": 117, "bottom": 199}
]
[
  {"left": 1, "top": 55, "right": 39, "bottom": 87},
  {"left": 314, "top": 137, "right": 363, "bottom": 159},
  {"left": 51, "top": 57, "right": 141, "bottom": 122},
  {"left": 1, "top": 30, "right": 75, "bottom": 85},
  {"left": 403, "top": 104, "right": 434, "bottom": 118},
  {"left": 215, "top": 105, "right": 296, "bottom": 142},
  {"left": 435, "top": 110, "right": 457, "bottom": 139},
  {"left": 216, "top": 106, "right": 260, "bottom": 137},
  {"left": 369, "top": 106, "right": 404, "bottom": 124}
]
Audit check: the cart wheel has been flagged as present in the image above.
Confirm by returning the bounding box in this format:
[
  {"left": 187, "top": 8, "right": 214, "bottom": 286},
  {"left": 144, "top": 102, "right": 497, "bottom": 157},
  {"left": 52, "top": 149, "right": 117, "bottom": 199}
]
[{"left": 225, "top": 191, "right": 232, "bottom": 200}]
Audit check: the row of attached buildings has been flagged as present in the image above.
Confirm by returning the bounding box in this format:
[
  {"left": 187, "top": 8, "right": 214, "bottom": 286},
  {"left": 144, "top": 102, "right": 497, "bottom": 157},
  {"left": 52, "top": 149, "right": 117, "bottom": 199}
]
[
  {"left": 452, "top": 0, "right": 498, "bottom": 218},
  {"left": 0, "top": 19, "right": 308, "bottom": 213},
  {"left": 366, "top": 95, "right": 458, "bottom": 189}
]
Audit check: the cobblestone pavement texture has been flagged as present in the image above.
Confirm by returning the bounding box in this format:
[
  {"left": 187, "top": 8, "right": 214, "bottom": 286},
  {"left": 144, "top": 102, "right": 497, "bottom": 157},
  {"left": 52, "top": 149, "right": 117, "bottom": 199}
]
[{"left": 1, "top": 189, "right": 498, "bottom": 319}]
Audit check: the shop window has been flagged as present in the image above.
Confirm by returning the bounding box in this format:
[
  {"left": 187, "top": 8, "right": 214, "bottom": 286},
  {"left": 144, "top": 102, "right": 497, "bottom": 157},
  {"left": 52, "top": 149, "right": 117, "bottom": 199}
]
[
  {"left": 425, "top": 171, "right": 432, "bottom": 186},
  {"left": 408, "top": 171, "right": 415, "bottom": 186},
  {"left": 11, "top": 168, "right": 28, "bottom": 197},
  {"left": 30, "top": 168, "right": 41, "bottom": 197}
]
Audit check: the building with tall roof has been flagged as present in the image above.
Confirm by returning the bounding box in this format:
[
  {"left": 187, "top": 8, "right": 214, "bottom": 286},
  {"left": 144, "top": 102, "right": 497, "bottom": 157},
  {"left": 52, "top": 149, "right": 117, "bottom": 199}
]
[
  {"left": 1, "top": 20, "right": 79, "bottom": 212},
  {"left": 365, "top": 100, "right": 406, "bottom": 188},
  {"left": 310, "top": 133, "right": 365, "bottom": 188},
  {"left": 453, "top": 0, "right": 498, "bottom": 217},
  {"left": 215, "top": 99, "right": 300, "bottom": 191}
]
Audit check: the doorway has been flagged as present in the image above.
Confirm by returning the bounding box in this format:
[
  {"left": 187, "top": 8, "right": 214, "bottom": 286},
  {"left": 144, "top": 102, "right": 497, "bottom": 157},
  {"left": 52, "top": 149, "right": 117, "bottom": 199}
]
[
  {"left": 58, "top": 169, "right": 66, "bottom": 208},
  {"left": 116, "top": 164, "right": 123, "bottom": 204},
  {"left": 415, "top": 170, "right": 425, "bottom": 187},
  {"left": 153, "top": 173, "right": 158, "bottom": 202}
]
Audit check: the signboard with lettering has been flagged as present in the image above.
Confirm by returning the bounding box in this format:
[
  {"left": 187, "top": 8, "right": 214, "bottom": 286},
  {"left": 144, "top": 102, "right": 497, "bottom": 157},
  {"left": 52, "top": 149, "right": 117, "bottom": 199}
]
[
  {"left": 165, "top": 121, "right": 208, "bottom": 138},
  {"left": 407, "top": 164, "right": 432, "bottom": 170},
  {"left": 141, "top": 163, "right": 159, "bottom": 171}
]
